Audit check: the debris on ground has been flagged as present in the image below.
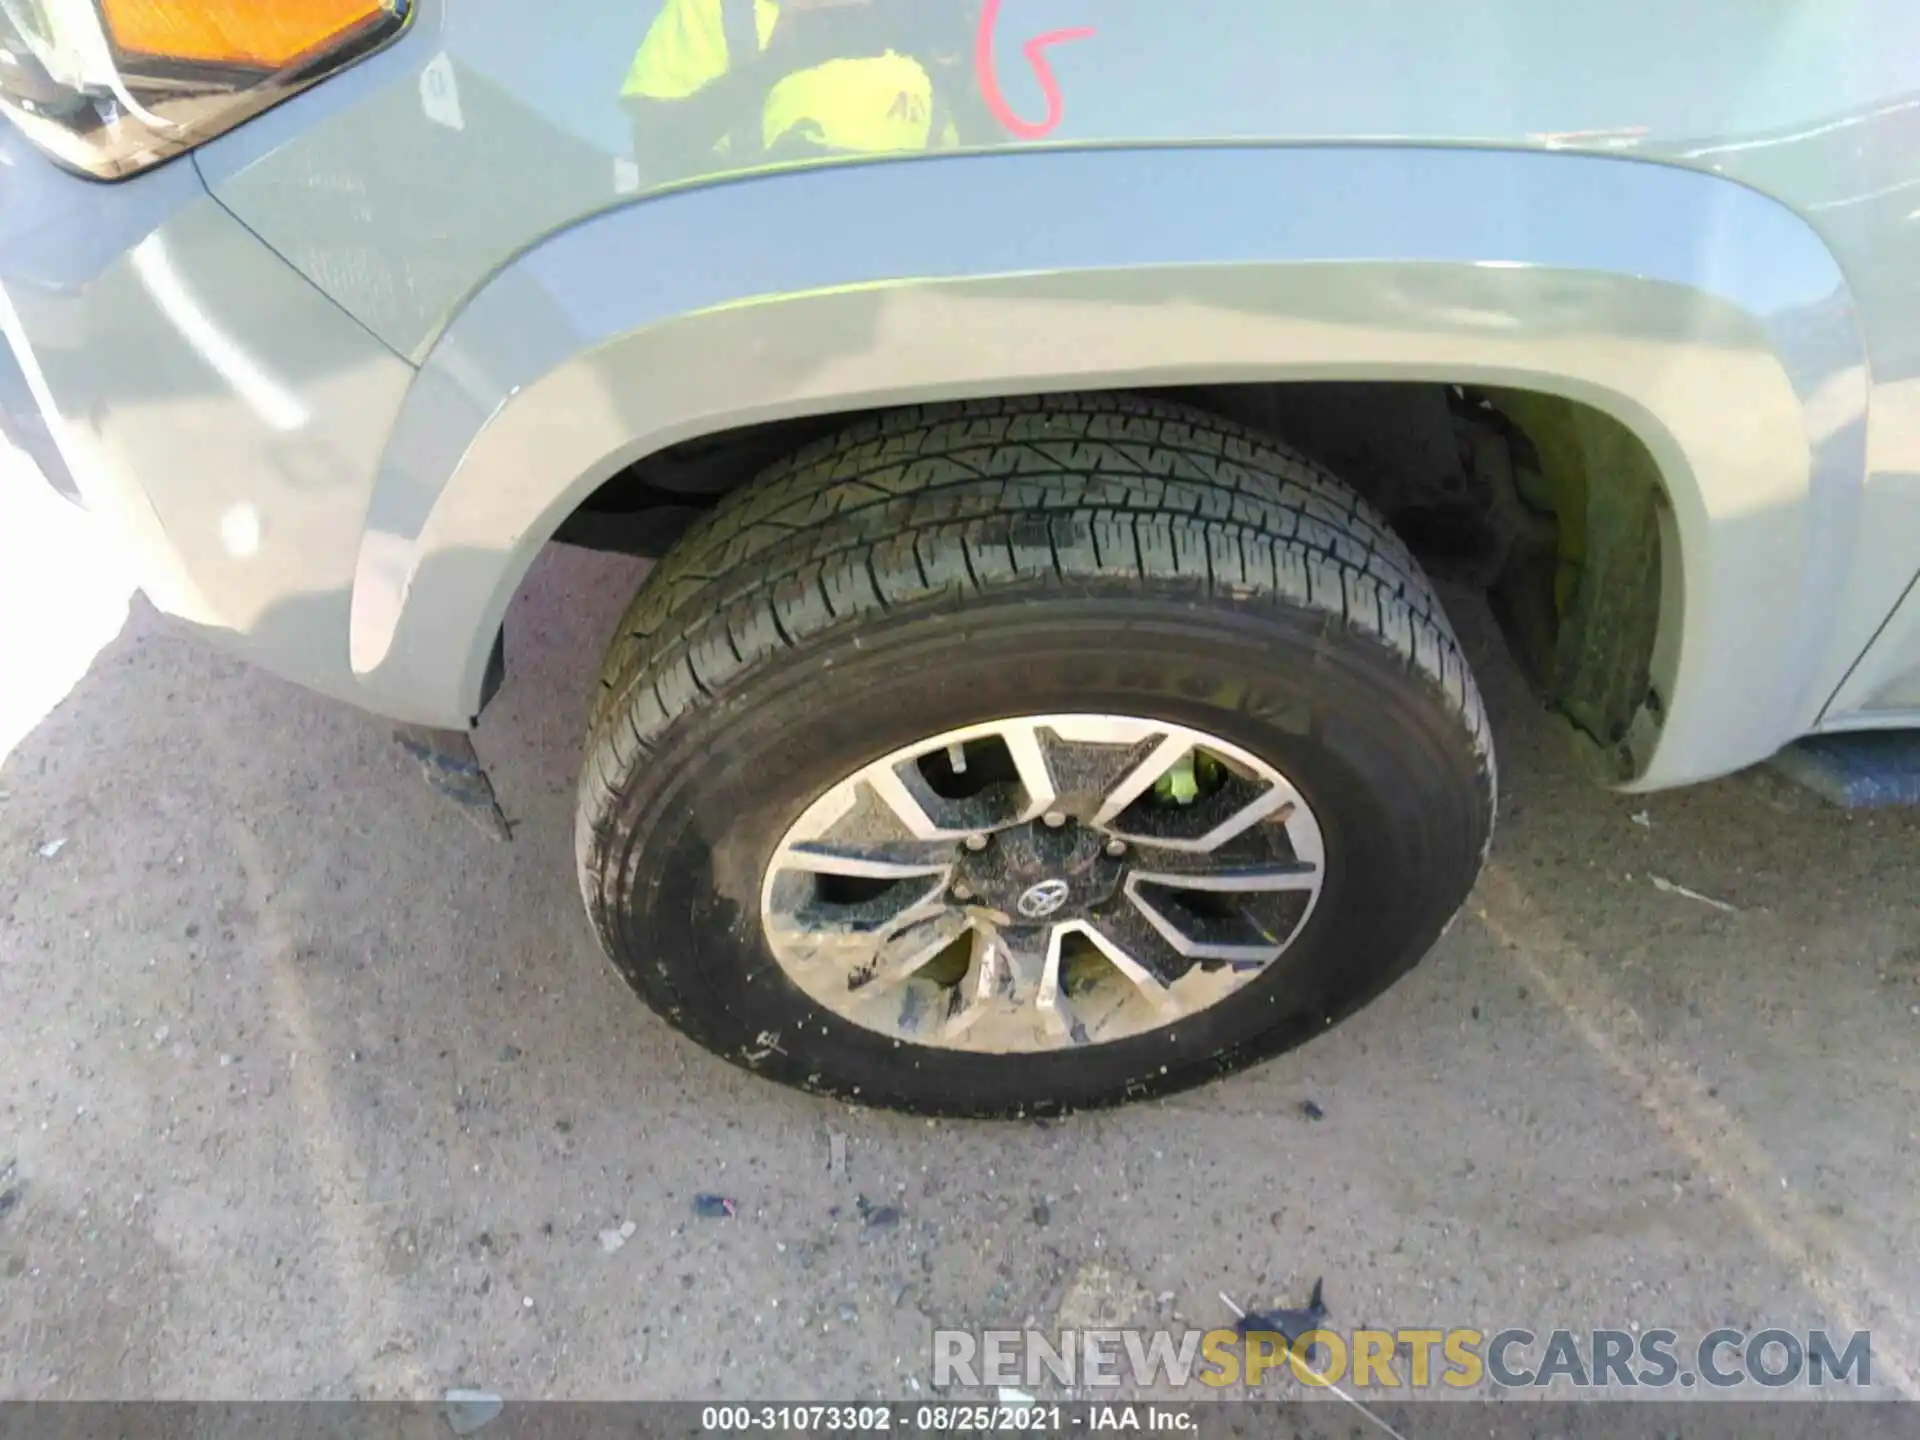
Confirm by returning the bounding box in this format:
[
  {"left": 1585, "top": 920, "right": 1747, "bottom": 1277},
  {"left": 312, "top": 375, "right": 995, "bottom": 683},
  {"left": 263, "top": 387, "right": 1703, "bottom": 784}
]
[
  {"left": 393, "top": 726, "right": 511, "bottom": 841},
  {"left": 996, "top": 1387, "right": 1036, "bottom": 1406},
  {"left": 855, "top": 1194, "right": 902, "bottom": 1230},
  {"left": 1300, "top": 1099, "right": 1325, "bottom": 1122},
  {"left": 1222, "top": 1284, "right": 1409, "bottom": 1438},
  {"left": 828, "top": 1130, "right": 848, "bottom": 1180},
  {"left": 37, "top": 838, "right": 65, "bottom": 859},
  {"left": 692, "top": 1194, "right": 737, "bottom": 1219},
  {"left": 1229, "top": 1276, "right": 1329, "bottom": 1351},
  {"left": 1631, "top": 810, "right": 1652, "bottom": 828},
  {"left": 598, "top": 1220, "right": 637, "bottom": 1253},
  {"left": 1650, "top": 875, "right": 1739, "bottom": 913},
  {"left": 442, "top": 1389, "right": 503, "bottom": 1436}
]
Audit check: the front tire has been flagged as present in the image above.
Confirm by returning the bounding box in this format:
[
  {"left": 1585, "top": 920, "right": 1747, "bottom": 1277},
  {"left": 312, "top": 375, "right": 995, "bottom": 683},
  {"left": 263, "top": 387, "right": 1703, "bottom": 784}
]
[{"left": 577, "top": 394, "right": 1494, "bottom": 1116}]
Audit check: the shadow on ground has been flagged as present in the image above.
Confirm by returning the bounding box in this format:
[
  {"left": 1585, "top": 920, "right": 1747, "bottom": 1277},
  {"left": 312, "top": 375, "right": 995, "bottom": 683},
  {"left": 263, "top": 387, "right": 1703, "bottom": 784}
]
[{"left": 1, "top": 544, "right": 1916, "bottom": 1399}]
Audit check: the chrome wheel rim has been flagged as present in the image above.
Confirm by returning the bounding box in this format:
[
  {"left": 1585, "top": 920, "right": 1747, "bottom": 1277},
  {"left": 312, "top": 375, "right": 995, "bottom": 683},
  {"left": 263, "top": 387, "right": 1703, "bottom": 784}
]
[{"left": 758, "top": 715, "right": 1327, "bottom": 1054}]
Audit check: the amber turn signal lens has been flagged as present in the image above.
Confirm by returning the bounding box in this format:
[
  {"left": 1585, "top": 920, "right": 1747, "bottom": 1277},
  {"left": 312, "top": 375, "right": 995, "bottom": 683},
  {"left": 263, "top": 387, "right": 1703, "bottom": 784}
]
[{"left": 100, "top": 0, "right": 389, "bottom": 70}]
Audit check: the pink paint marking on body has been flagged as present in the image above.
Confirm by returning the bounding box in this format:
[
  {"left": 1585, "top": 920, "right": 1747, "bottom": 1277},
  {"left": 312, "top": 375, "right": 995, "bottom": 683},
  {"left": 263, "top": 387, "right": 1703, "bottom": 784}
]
[{"left": 975, "top": 0, "right": 1095, "bottom": 141}]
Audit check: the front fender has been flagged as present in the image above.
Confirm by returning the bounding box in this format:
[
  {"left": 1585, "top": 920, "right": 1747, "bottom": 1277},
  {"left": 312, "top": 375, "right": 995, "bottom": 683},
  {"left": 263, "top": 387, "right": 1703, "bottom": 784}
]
[{"left": 351, "top": 143, "right": 1866, "bottom": 790}]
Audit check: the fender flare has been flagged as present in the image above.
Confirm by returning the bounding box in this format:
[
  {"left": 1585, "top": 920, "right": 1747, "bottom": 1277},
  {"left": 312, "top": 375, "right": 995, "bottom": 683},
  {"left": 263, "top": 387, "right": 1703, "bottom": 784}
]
[{"left": 350, "top": 143, "right": 1866, "bottom": 789}]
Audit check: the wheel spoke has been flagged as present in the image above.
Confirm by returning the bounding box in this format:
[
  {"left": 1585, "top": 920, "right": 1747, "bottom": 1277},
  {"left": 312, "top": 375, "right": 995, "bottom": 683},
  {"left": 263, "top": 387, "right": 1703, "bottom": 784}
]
[
  {"left": 916, "top": 924, "right": 1097, "bottom": 1047},
  {"left": 771, "top": 871, "right": 949, "bottom": 952},
  {"left": 1068, "top": 916, "right": 1188, "bottom": 1014},
  {"left": 1001, "top": 722, "right": 1170, "bottom": 822},
  {"left": 779, "top": 838, "right": 954, "bottom": 879},
  {"left": 1279, "top": 803, "right": 1325, "bottom": 872},
  {"left": 1032, "top": 925, "right": 1089, "bottom": 1046},
  {"left": 1121, "top": 841, "right": 1319, "bottom": 963},
  {"left": 999, "top": 721, "right": 1060, "bottom": 821},
  {"left": 865, "top": 909, "right": 974, "bottom": 988},
  {"left": 839, "top": 915, "right": 980, "bottom": 1040},
  {"left": 860, "top": 722, "right": 1062, "bottom": 837},
  {"left": 1128, "top": 862, "right": 1320, "bottom": 893},
  {"left": 1120, "top": 879, "right": 1287, "bottom": 965},
  {"left": 764, "top": 887, "right": 929, "bottom": 963},
  {"left": 933, "top": 926, "right": 1076, "bottom": 1046},
  {"left": 1090, "top": 732, "right": 1190, "bottom": 828},
  {"left": 1077, "top": 906, "right": 1202, "bottom": 990},
  {"left": 1189, "top": 781, "right": 1300, "bottom": 851},
  {"left": 862, "top": 767, "right": 949, "bottom": 840},
  {"left": 933, "top": 928, "right": 1003, "bottom": 1044},
  {"left": 1097, "top": 741, "right": 1318, "bottom": 855}
]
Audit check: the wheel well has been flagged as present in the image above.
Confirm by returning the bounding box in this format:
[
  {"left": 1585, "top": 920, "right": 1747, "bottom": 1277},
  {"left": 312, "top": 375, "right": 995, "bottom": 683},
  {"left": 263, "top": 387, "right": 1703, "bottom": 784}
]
[{"left": 549, "top": 382, "right": 1669, "bottom": 771}]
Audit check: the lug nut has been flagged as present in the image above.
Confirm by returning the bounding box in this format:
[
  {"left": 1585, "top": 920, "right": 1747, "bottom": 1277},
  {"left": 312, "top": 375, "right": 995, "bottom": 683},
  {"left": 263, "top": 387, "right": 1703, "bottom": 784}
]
[
  {"left": 1042, "top": 811, "right": 1067, "bottom": 828},
  {"left": 1104, "top": 839, "right": 1127, "bottom": 857},
  {"left": 964, "top": 834, "right": 989, "bottom": 852}
]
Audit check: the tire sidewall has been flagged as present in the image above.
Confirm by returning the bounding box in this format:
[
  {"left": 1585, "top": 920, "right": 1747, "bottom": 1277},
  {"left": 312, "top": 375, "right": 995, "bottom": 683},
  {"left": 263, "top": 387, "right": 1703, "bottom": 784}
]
[{"left": 586, "top": 587, "right": 1491, "bottom": 1115}]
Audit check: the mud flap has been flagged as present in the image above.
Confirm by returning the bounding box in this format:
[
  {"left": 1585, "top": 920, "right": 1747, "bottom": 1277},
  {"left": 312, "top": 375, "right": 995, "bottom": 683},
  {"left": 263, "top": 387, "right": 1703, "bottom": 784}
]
[{"left": 394, "top": 725, "right": 511, "bottom": 840}]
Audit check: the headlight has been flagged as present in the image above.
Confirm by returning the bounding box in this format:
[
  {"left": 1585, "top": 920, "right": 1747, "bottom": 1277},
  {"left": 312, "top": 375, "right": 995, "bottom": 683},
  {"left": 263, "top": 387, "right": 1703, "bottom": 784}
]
[{"left": 0, "top": 0, "right": 409, "bottom": 180}]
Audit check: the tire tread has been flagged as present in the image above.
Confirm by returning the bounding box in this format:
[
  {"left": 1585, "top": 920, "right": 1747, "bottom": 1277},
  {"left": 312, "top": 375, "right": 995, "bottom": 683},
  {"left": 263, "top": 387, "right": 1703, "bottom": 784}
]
[{"left": 578, "top": 393, "right": 1494, "bottom": 1037}]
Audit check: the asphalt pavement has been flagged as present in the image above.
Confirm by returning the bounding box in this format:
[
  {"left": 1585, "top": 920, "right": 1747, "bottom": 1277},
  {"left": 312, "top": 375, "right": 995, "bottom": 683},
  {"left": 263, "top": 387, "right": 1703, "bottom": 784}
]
[{"left": 3, "top": 441, "right": 1918, "bottom": 1401}]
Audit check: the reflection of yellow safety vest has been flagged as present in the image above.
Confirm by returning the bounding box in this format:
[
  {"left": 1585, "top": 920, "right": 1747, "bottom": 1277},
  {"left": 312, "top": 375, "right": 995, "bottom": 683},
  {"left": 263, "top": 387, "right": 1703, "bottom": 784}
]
[
  {"left": 762, "top": 53, "right": 951, "bottom": 153},
  {"left": 623, "top": 0, "right": 779, "bottom": 100},
  {"left": 624, "top": 0, "right": 957, "bottom": 155}
]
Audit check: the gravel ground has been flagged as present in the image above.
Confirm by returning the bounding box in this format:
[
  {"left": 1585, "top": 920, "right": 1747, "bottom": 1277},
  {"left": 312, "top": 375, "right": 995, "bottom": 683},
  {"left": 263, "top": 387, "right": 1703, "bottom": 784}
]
[{"left": 2, "top": 447, "right": 1919, "bottom": 1401}]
